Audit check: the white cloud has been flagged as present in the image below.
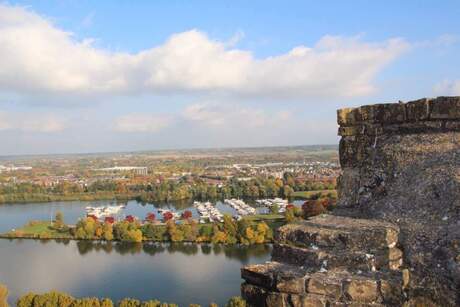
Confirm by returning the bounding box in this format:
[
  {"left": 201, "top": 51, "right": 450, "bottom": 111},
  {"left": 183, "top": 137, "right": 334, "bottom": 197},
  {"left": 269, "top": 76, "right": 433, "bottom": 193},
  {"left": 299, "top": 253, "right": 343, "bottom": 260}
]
[
  {"left": 114, "top": 114, "right": 174, "bottom": 132},
  {"left": 0, "top": 111, "right": 65, "bottom": 132},
  {"left": 0, "top": 4, "right": 408, "bottom": 101},
  {"left": 182, "top": 102, "right": 290, "bottom": 128},
  {"left": 434, "top": 79, "right": 460, "bottom": 95}
]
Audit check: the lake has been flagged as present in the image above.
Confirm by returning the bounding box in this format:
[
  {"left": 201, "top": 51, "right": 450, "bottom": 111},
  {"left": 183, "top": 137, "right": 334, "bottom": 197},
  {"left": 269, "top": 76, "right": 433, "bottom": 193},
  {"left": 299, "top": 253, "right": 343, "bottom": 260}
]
[{"left": 0, "top": 239, "right": 272, "bottom": 306}]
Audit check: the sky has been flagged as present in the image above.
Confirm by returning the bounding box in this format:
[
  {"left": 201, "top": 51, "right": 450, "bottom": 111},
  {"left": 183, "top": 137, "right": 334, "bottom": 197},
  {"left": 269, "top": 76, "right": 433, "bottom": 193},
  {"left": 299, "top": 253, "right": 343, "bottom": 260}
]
[{"left": 0, "top": 0, "right": 459, "bottom": 155}]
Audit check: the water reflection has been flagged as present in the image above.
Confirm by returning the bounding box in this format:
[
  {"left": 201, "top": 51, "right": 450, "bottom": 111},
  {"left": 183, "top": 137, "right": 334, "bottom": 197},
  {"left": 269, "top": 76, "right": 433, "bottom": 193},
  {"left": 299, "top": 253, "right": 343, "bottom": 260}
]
[
  {"left": 0, "top": 239, "right": 271, "bottom": 306},
  {"left": 71, "top": 240, "right": 271, "bottom": 262}
]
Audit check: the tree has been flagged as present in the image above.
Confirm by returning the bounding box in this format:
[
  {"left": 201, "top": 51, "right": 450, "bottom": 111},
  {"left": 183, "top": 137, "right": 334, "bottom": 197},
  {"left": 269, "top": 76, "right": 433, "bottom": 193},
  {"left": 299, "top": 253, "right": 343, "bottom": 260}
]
[
  {"left": 302, "top": 200, "right": 326, "bottom": 218},
  {"left": 103, "top": 223, "right": 114, "bottom": 241},
  {"left": 55, "top": 211, "right": 64, "bottom": 228},
  {"left": 104, "top": 217, "right": 115, "bottom": 224},
  {"left": 0, "top": 284, "right": 8, "bottom": 307},
  {"left": 282, "top": 185, "right": 294, "bottom": 198},
  {"left": 118, "top": 298, "right": 141, "bottom": 307},
  {"left": 211, "top": 230, "right": 227, "bottom": 244},
  {"left": 17, "top": 293, "right": 35, "bottom": 307},
  {"left": 166, "top": 220, "right": 184, "bottom": 242},
  {"left": 163, "top": 212, "right": 174, "bottom": 222},
  {"left": 285, "top": 205, "right": 300, "bottom": 223},
  {"left": 145, "top": 213, "right": 156, "bottom": 223},
  {"left": 181, "top": 210, "right": 192, "bottom": 220},
  {"left": 125, "top": 215, "right": 136, "bottom": 223},
  {"left": 101, "top": 298, "right": 114, "bottom": 307},
  {"left": 225, "top": 297, "right": 246, "bottom": 307},
  {"left": 141, "top": 224, "right": 166, "bottom": 241}
]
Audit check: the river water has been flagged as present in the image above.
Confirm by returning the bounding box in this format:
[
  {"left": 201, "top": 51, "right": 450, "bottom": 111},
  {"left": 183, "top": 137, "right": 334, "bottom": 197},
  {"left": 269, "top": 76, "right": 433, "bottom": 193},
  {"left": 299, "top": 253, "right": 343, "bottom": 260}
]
[
  {"left": 0, "top": 200, "right": 278, "bottom": 305},
  {"left": 0, "top": 239, "right": 272, "bottom": 306}
]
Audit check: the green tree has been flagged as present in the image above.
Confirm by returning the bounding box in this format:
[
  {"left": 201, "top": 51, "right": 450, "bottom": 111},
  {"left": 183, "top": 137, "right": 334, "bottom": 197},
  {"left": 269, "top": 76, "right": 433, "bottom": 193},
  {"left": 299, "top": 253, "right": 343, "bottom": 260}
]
[
  {"left": 225, "top": 297, "right": 246, "bottom": 307},
  {"left": 17, "top": 293, "right": 36, "bottom": 307}
]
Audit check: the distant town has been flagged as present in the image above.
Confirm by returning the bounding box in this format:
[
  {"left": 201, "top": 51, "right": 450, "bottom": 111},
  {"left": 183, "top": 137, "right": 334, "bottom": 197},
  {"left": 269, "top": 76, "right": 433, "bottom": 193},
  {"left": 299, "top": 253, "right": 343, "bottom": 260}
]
[{"left": 0, "top": 145, "right": 339, "bottom": 204}]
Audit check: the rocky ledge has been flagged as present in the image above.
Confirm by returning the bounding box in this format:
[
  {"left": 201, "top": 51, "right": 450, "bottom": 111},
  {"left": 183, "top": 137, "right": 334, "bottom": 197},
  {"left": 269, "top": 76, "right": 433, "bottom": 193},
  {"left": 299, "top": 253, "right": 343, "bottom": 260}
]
[{"left": 241, "top": 215, "right": 408, "bottom": 307}]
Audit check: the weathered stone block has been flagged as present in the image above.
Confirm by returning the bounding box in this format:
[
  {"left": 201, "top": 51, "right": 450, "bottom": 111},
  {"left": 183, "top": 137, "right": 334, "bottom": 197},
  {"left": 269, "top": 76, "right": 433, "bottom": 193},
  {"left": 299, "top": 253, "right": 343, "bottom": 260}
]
[
  {"left": 301, "top": 294, "right": 329, "bottom": 307},
  {"left": 379, "top": 278, "right": 404, "bottom": 305},
  {"left": 337, "top": 108, "right": 356, "bottom": 126},
  {"left": 382, "top": 103, "right": 406, "bottom": 123},
  {"left": 374, "top": 247, "right": 403, "bottom": 270},
  {"left": 406, "top": 98, "right": 430, "bottom": 121},
  {"left": 430, "top": 96, "right": 460, "bottom": 119},
  {"left": 338, "top": 126, "right": 362, "bottom": 137},
  {"left": 343, "top": 278, "right": 379, "bottom": 303},
  {"left": 241, "top": 283, "right": 267, "bottom": 307},
  {"left": 357, "top": 105, "right": 376, "bottom": 122},
  {"left": 306, "top": 273, "right": 342, "bottom": 299},
  {"left": 241, "top": 262, "right": 307, "bottom": 294},
  {"left": 445, "top": 120, "right": 460, "bottom": 130},
  {"left": 276, "top": 215, "right": 399, "bottom": 252},
  {"left": 241, "top": 264, "right": 276, "bottom": 290},
  {"left": 276, "top": 274, "right": 306, "bottom": 294},
  {"left": 265, "top": 292, "right": 288, "bottom": 307}
]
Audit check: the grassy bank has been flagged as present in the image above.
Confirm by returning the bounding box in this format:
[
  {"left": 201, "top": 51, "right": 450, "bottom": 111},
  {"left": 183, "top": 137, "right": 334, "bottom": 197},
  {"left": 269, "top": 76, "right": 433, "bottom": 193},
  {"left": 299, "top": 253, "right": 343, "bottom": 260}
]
[
  {"left": 0, "top": 192, "right": 136, "bottom": 204},
  {"left": 0, "top": 214, "right": 286, "bottom": 243},
  {"left": 291, "top": 189, "right": 337, "bottom": 199}
]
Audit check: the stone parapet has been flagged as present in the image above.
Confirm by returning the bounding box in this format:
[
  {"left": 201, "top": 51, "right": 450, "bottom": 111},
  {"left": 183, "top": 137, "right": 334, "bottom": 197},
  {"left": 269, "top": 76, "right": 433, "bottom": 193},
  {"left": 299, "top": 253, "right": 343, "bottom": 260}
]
[{"left": 337, "top": 96, "right": 460, "bottom": 137}]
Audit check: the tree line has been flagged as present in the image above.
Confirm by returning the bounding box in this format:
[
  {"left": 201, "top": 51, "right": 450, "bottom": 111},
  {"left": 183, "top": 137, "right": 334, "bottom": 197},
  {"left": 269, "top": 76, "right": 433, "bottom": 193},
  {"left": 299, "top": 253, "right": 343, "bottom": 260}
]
[
  {"left": 13, "top": 290, "right": 247, "bottom": 307},
  {"left": 71, "top": 214, "right": 274, "bottom": 245},
  {"left": 0, "top": 173, "right": 335, "bottom": 204}
]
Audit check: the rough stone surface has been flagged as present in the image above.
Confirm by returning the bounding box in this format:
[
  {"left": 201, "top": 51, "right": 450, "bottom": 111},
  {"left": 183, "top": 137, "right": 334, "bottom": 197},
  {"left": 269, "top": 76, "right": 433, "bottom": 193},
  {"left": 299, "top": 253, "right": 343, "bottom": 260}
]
[
  {"left": 336, "top": 97, "right": 460, "bottom": 306},
  {"left": 241, "top": 97, "right": 459, "bottom": 307}
]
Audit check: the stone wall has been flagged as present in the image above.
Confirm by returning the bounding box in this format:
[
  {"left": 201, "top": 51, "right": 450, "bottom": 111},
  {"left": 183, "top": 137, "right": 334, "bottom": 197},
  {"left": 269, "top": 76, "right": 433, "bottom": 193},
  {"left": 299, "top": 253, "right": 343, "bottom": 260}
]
[{"left": 336, "top": 96, "right": 459, "bottom": 306}]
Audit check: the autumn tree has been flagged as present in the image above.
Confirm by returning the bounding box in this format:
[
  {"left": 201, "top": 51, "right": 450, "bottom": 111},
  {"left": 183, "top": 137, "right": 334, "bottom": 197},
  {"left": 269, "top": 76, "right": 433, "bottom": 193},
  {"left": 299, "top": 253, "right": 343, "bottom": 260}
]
[
  {"left": 103, "top": 222, "right": 114, "bottom": 241},
  {"left": 54, "top": 211, "right": 64, "bottom": 228},
  {"left": 302, "top": 200, "right": 326, "bottom": 218},
  {"left": 0, "top": 284, "right": 8, "bottom": 307},
  {"left": 225, "top": 296, "right": 246, "bottom": 307}
]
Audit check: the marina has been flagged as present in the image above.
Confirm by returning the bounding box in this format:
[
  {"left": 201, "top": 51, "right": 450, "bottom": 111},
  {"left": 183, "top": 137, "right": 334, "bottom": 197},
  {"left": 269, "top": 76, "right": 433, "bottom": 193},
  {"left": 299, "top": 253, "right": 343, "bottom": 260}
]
[
  {"left": 193, "top": 201, "right": 224, "bottom": 223},
  {"left": 85, "top": 205, "right": 126, "bottom": 219},
  {"left": 256, "top": 198, "right": 289, "bottom": 212},
  {"left": 224, "top": 198, "right": 256, "bottom": 219}
]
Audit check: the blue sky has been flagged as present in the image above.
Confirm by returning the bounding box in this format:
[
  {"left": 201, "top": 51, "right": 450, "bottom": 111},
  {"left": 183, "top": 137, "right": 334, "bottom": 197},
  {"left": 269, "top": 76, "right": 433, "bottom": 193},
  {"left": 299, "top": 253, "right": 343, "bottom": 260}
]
[{"left": 0, "top": 0, "right": 459, "bottom": 155}]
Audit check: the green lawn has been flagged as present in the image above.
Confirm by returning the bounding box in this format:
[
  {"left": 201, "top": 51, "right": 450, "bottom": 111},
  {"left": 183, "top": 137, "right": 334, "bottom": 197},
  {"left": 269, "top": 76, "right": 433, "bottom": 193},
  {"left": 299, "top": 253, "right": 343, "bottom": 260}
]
[
  {"left": 3, "top": 221, "right": 72, "bottom": 239},
  {"left": 291, "top": 190, "right": 337, "bottom": 199}
]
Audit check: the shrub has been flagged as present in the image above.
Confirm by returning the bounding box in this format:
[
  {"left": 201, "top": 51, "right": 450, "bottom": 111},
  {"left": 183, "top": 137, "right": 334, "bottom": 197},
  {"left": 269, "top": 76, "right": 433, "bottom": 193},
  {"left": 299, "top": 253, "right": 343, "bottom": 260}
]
[{"left": 302, "top": 200, "right": 326, "bottom": 218}]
